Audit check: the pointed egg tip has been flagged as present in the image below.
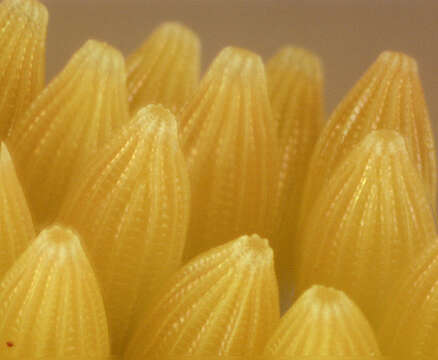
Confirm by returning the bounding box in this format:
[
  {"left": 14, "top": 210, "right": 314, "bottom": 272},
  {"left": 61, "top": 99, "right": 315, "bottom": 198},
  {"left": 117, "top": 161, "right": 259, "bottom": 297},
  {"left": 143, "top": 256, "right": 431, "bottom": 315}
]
[
  {"left": 377, "top": 50, "right": 418, "bottom": 74},
  {"left": 232, "top": 234, "right": 273, "bottom": 264},
  {"left": 270, "top": 46, "right": 323, "bottom": 80},
  {"left": 214, "top": 46, "right": 264, "bottom": 75},
  {"left": 40, "top": 224, "right": 80, "bottom": 246},
  {"left": 224, "top": 46, "right": 260, "bottom": 59},
  {"left": 138, "top": 103, "right": 176, "bottom": 121},
  {"left": 134, "top": 104, "right": 178, "bottom": 132},
  {"left": 362, "top": 129, "right": 407, "bottom": 155},
  {"left": 3, "top": 0, "right": 48, "bottom": 29},
  {"left": 305, "top": 285, "right": 345, "bottom": 303},
  {"left": 77, "top": 39, "right": 125, "bottom": 70},
  {"left": 154, "top": 21, "right": 199, "bottom": 41}
]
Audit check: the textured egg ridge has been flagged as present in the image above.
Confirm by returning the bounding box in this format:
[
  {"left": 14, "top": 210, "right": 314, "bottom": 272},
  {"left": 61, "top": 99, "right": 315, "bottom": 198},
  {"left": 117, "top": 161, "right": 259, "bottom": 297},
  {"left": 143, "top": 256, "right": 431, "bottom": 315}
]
[
  {"left": 379, "top": 240, "right": 438, "bottom": 360},
  {"left": 0, "top": 143, "right": 35, "bottom": 279},
  {"left": 0, "top": 0, "right": 47, "bottom": 139},
  {"left": 266, "top": 46, "right": 324, "bottom": 297}
]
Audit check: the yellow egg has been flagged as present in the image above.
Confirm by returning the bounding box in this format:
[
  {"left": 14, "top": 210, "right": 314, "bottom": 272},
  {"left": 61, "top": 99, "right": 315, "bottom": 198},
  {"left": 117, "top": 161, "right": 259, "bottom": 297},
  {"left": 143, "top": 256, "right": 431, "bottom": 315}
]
[
  {"left": 297, "top": 130, "right": 436, "bottom": 326},
  {"left": 264, "top": 285, "right": 381, "bottom": 357},
  {"left": 0, "top": 143, "right": 35, "bottom": 279},
  {"left": 127, "top": 22, "right": 200, "bottom": 115},
  {"left": 0, "top": 0, "right": 47, "bottom": 139},
  {"left": 0, "top": 225, "right": 110, "bottom": 358},
  {"left": 59, "top": 104, "right": 190, "bottom": 354},
  {"left": 125, "top": 234, "right": 280, "bottom": 359},
  {"left": 7, "top": 39, "right": 129, "bottom": 226},
  {"left": 301, "top": 51, "right": 436, "bottom": 226},
  {"left": 266, "top": 46, "right": 324, "bottom": 296},
  {"left": 379, "top": 240, "right": 438, "bottom": 360},
  {"left": 181, "top": 46, "right": 279, "bottom": 260}
]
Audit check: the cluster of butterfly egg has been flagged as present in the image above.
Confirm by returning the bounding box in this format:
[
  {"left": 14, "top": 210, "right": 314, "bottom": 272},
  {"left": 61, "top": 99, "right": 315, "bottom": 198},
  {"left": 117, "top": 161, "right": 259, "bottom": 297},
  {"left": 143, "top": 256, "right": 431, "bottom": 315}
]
[{"left": 0, "top": 0, "right": 437, "bottom": 359}]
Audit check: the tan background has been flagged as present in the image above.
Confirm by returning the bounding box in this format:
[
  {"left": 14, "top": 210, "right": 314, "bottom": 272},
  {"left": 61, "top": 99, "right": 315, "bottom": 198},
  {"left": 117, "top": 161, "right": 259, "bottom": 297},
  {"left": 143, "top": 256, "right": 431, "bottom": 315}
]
[{"left": 40, "top": 0, "right": 438, "bottom": 133}]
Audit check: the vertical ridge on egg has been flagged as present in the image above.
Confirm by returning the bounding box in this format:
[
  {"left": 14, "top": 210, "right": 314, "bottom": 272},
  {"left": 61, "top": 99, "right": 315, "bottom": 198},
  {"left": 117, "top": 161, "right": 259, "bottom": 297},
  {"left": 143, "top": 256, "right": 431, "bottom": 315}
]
[
  {"left": 0, "top": 0, "right": 47, "bottom": 139},
  {"left": 0, "top": 143, "right": 35, "bottom": 279},
  {"left": 266, "top": 46, "right": 324, "bottom": 293},
  {"left": 379, "top": 240, "right": 438, "bottom": 360}
]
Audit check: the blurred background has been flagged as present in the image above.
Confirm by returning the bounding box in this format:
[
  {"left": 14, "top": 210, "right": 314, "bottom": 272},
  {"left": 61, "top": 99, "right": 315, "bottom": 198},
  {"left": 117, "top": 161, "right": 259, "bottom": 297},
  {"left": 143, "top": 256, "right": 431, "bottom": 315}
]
[{"left": 40, "top": 0, "right": 438, "bottom": 131}]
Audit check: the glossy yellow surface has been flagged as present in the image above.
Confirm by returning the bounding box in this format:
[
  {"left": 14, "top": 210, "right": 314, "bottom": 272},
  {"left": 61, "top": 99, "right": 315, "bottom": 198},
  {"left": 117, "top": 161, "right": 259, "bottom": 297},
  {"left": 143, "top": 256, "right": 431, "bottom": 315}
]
[
  {"left": 59, "top": 104, "right": 190, "bottom": 354},
  {"left": 266, "top": 46, "right": 324, "bottom": 296},
  {"left": 127, "top": 22, "right": 200, "bottom": 115},
  {"left": 0, "top": 143, "right": 35, "bottom": 280},
  {"left": 264, "top": 285, "right": 381, "bottom": 357},
  {"left": 7, "top": 39, "right": 129, "bottom": 226},
  {"left": 0, "top": 225, "right": 110, "bottom": 358},
  {"left": 125, "top": 234, "right": 280, "bottom": 359},
  {"left": 0, "top": 0, "right": 47, "bottom": 139},
  {"left": 181, "top": 47, "right": 279, "bottom": 260},
  {"left": 300, "top": 51, "right": 437, "bottom": 225},
  {"left": 297, "top": 130, "right": 436, "bottom": 325},
  {"left": 379, "top": 240, "right": 438, "bottom": 360}
]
